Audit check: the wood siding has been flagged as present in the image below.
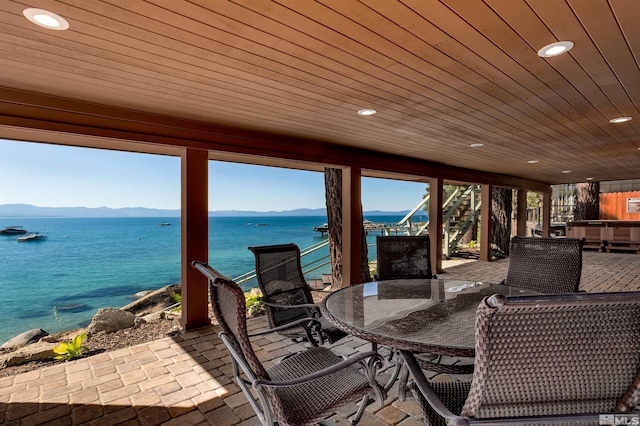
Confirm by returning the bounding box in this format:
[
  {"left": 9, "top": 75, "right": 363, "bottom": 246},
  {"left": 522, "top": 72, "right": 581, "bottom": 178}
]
[
  {"left": 600, "top": 191, "right": 640, "bottom": 220},
  {"left": 1, "top": 0, "right": 639, "bottom": 185}
]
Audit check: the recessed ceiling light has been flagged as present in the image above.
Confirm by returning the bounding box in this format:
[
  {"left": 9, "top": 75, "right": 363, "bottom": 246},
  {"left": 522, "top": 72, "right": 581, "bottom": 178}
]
[
  {"left": 357, "top": 109, "right": 376, "bottom": 116},
  {"left": 469, "top": 143, "right": 484, "bottom": 148},
  {"left": 23, "top": 8, "right": 69, "bottom": 30},
  {"left": 527, "top": 160, "right": 539, "bottom": 164},
  {"left": 537, "top": 41, "right": 574, "bottom": 57},
  {"left": 609, "top": 116, "right": 633, "bottom": 123},
  {"left": 562, "top": 170, "right": 572, "bottom": 174},
  {"left": 586, "top": 177, "right": 594, "bottom": 181}
]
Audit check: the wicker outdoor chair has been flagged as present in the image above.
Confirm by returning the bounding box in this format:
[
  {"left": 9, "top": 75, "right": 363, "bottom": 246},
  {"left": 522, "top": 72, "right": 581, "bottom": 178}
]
[
  {"left": 375, "top": 235, "right": 437, "bottom": 280},
  {"left": 500, "top": 236, "right": 584, "bottom": 293},
  {"left": 405, "top": 290, "right": 640, "bottom": 426},
  {"left": 192, "top": 261, "right": 386, "bottom": 426},
  {"left": 248, "top": 243, "right": 348, "bottom": 346}
]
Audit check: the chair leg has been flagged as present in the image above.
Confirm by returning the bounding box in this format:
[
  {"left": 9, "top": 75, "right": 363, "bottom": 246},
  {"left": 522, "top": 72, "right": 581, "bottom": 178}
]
[
  {"left": 383, "top": 357, "right": 402, "bottom": 392},
  {"left": 365, "top": 344, "right": 401, "bottom": 394},
  {"left": 234, "top": 373, "right": 272, "bottom": 425},
  {"left": 396, "top": 360, "right": 410, "bottom": 402},
  {"left": 301, "top": 322, "right": 322, "bottom": 346},
  {"left": 350, "top": 394, "right": 371, "bottom": 425},
  {"left": 387, "top": 348, "right": 395, "bottom": 362}
]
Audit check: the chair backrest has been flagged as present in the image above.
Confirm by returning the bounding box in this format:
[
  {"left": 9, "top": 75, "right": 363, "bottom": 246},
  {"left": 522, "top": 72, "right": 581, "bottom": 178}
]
[
  {"left": 504, "top": 236, "right": 584, "bottom": 293},
  {"left": 248, "top": 243, "right": 314, "bottom": 328},
  {"left": 463, "top": 291, "right": 640, "bottom": 419},
  {"left": 376, "top": 235, "right": 433, "bottom": 280},
  {"left": 191, "top": 261, "right": 270, "bottom": 381}
]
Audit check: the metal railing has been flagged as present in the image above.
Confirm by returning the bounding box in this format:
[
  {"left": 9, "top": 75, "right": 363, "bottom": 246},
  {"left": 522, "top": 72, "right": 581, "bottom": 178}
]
[
  {"left": 443, "top": 186, "right": 480, "bottom": 256},
  {"left": 398, "top": 195, "right": 429, "bottom": 235},
  {"left": 399, "top": 185, "right": 481, "bottom": 256},
  {"left": 233, "top": 239, "right": 331, "bottom": 287}
]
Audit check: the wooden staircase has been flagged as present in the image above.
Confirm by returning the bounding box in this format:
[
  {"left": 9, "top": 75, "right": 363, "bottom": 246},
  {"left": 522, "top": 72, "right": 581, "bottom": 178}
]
[
  {"left": 399, "top": 184, "right": 481, "bottom": 257},
  {"left": 442, "top": 185, "right": 481, "bottom": 257}
]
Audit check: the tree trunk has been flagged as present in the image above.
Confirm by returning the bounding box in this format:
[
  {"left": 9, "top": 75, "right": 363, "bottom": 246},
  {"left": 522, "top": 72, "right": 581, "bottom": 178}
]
[
  {"left": 491, "top": 187, "right": 512, "bottom": 256},
  {"left": 459, "top": 187, "right": 479, "bottom": 245},
  {"left": 359, "top": 209, "right": 371, "bottom": 284},
  {"left": 324, "top": 168, "right": 343, "bottom": 289},
  {"left": 574, "top": 182, "right": 600, "bottom": 220},
  {"left": 324, "top": 168, "right": 370, "bottom": 288},
  {"left": 459, "top": 223, "right": 478, "bottom": 245}
]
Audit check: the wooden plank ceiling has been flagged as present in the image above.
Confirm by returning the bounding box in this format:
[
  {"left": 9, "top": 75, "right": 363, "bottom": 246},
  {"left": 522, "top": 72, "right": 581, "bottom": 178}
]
[{"left": 1, "top": 0, "right": 639, "bottom": 185}]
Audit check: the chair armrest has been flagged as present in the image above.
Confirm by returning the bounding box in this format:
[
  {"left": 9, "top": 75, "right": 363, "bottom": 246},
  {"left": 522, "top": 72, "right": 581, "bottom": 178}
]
[
  {"left": 248, "top": 317, "right": 322, "bottom": 337},
  {"left": 262, "top": 300, "right": 319, "bottom": 310},
  {"left": 252, "top": 350, "right": 384, "bottom": 389},
  {"left": 191, "top": 260, "right": 231, "bottom": 280},
  {"left": 262, "top": 300, "right": 322, "bottom": 321},
  {"left": 402, "top": 350, "right": 611, "bottom": 425},
  {"left": 400, "top": 350, "right": 466, "bottom": 425}
]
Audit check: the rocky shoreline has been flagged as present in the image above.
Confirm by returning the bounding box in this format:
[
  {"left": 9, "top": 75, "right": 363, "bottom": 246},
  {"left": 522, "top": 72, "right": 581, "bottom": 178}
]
[{"left": 0, "top": 284, "right": 184, "bottom": 378}]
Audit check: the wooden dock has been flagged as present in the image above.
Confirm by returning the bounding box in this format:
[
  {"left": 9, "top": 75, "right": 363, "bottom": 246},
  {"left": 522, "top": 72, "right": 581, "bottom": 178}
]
[{"left": 313, "top": 221, "right": 409, "bottom": 236}]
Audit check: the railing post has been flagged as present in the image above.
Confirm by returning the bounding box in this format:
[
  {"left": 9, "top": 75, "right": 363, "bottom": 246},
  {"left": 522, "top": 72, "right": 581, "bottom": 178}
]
[
  {"left": 472, "top": 185, "right": 476, "bottom": 213},
  {"left": 444, "top": 219, "right": 451, "bottom": 257}
]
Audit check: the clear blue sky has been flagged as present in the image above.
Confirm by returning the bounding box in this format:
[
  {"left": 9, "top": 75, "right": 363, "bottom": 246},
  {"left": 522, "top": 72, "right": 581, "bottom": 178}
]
[{"left": 0, "top": 139, "right": 428, "bottom": 212}]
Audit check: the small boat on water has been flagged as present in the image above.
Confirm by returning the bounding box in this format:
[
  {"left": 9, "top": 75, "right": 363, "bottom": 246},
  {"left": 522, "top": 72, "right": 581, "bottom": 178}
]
[
  {"left": 1, "top": 226, "right": 27, "bottom": 235},
  {"left": 17, "top": 233, "right": 47, "bottom": 242},
  {"left": 158, "top": 222, "right": 171, "bottom": 226},
  {"left": 313, "top": 220, "right": 383, "bottom": 234},
  {"left": 313, "top": 223, "right": 328, "bottom": 233}
]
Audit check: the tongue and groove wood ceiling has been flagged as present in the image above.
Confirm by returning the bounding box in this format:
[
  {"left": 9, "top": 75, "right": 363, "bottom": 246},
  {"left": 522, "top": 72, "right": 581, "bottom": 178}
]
[{"left": 1, "top": 0, "right": 639, "bottom": 185}]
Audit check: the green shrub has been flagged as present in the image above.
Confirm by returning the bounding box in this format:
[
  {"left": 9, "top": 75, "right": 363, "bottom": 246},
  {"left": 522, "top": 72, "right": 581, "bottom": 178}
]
[
  {"left": 369, "top": 260, "right": 377, "bottom": 279},
  {"left": 53, "top": 333, "right": 89, "bottom": 362},
  {"left": 170, "top": 291, "right": 182, "bottom": 312},
  {"left": 245, "top": 288, "right": 264, "bottom": 317}
]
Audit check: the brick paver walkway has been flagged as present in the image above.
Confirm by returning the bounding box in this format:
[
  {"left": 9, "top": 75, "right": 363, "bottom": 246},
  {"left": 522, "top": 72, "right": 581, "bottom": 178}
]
[{"left": 1, "top": 251, "right": 638, "bottom": 425}]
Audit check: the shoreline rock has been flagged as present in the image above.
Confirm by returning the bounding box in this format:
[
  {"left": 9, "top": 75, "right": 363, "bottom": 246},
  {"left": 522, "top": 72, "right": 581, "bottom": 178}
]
[
  {"left": 0, "top": 284, "right": 182, "bottom": 369},
  {"left": 121, "top": 283, "right": 181, "bottom": 316},
  {"left": 0, "top": 342, "right": 57, "bottom": 368},
  {"left": 86, "top": 308, "right": 137, "bottom": 336},
  {"left": 0, "top": 329, "right": 49, "bottom": 349}
]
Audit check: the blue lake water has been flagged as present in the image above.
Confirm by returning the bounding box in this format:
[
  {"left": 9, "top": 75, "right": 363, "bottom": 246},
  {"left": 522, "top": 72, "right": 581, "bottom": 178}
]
[{"left": 0, "top": 215, "right": 402, "bottom": 343}]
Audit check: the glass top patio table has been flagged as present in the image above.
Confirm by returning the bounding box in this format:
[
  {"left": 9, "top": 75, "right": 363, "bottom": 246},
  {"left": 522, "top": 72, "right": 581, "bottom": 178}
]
[{"left": 321, "top": 279, "right": 537, "bottom": 357}]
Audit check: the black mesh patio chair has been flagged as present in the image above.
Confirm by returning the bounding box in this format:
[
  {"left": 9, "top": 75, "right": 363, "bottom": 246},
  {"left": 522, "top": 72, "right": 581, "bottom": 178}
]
[
  {"left": 248, "top": 243, "right": 347, "bottom": 346},
  {"left": 500, "top": 236, "right": 584, "bottom": 293},
  {"left": 375, "top": 235, "right": 436, "bottom": 280},
  {"left": 191, "top": 261, "right": 386, "bottom": 426},
  {"left": 405, "top": 290, "right": 640, "bottom": 426},
  {"left": 376, "top": 235, "right": 460, "bottom": 399}
]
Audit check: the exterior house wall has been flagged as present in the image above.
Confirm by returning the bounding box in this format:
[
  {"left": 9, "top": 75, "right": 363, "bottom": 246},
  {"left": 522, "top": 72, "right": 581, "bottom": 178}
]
[{"left": 600, "top": 191, "right": 640, "bottom": 220}]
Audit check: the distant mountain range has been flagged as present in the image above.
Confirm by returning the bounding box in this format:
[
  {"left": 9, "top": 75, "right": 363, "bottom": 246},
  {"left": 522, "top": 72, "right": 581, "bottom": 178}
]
[{"left": 0, "top": 204, "right": 422, "bottom": 218}]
